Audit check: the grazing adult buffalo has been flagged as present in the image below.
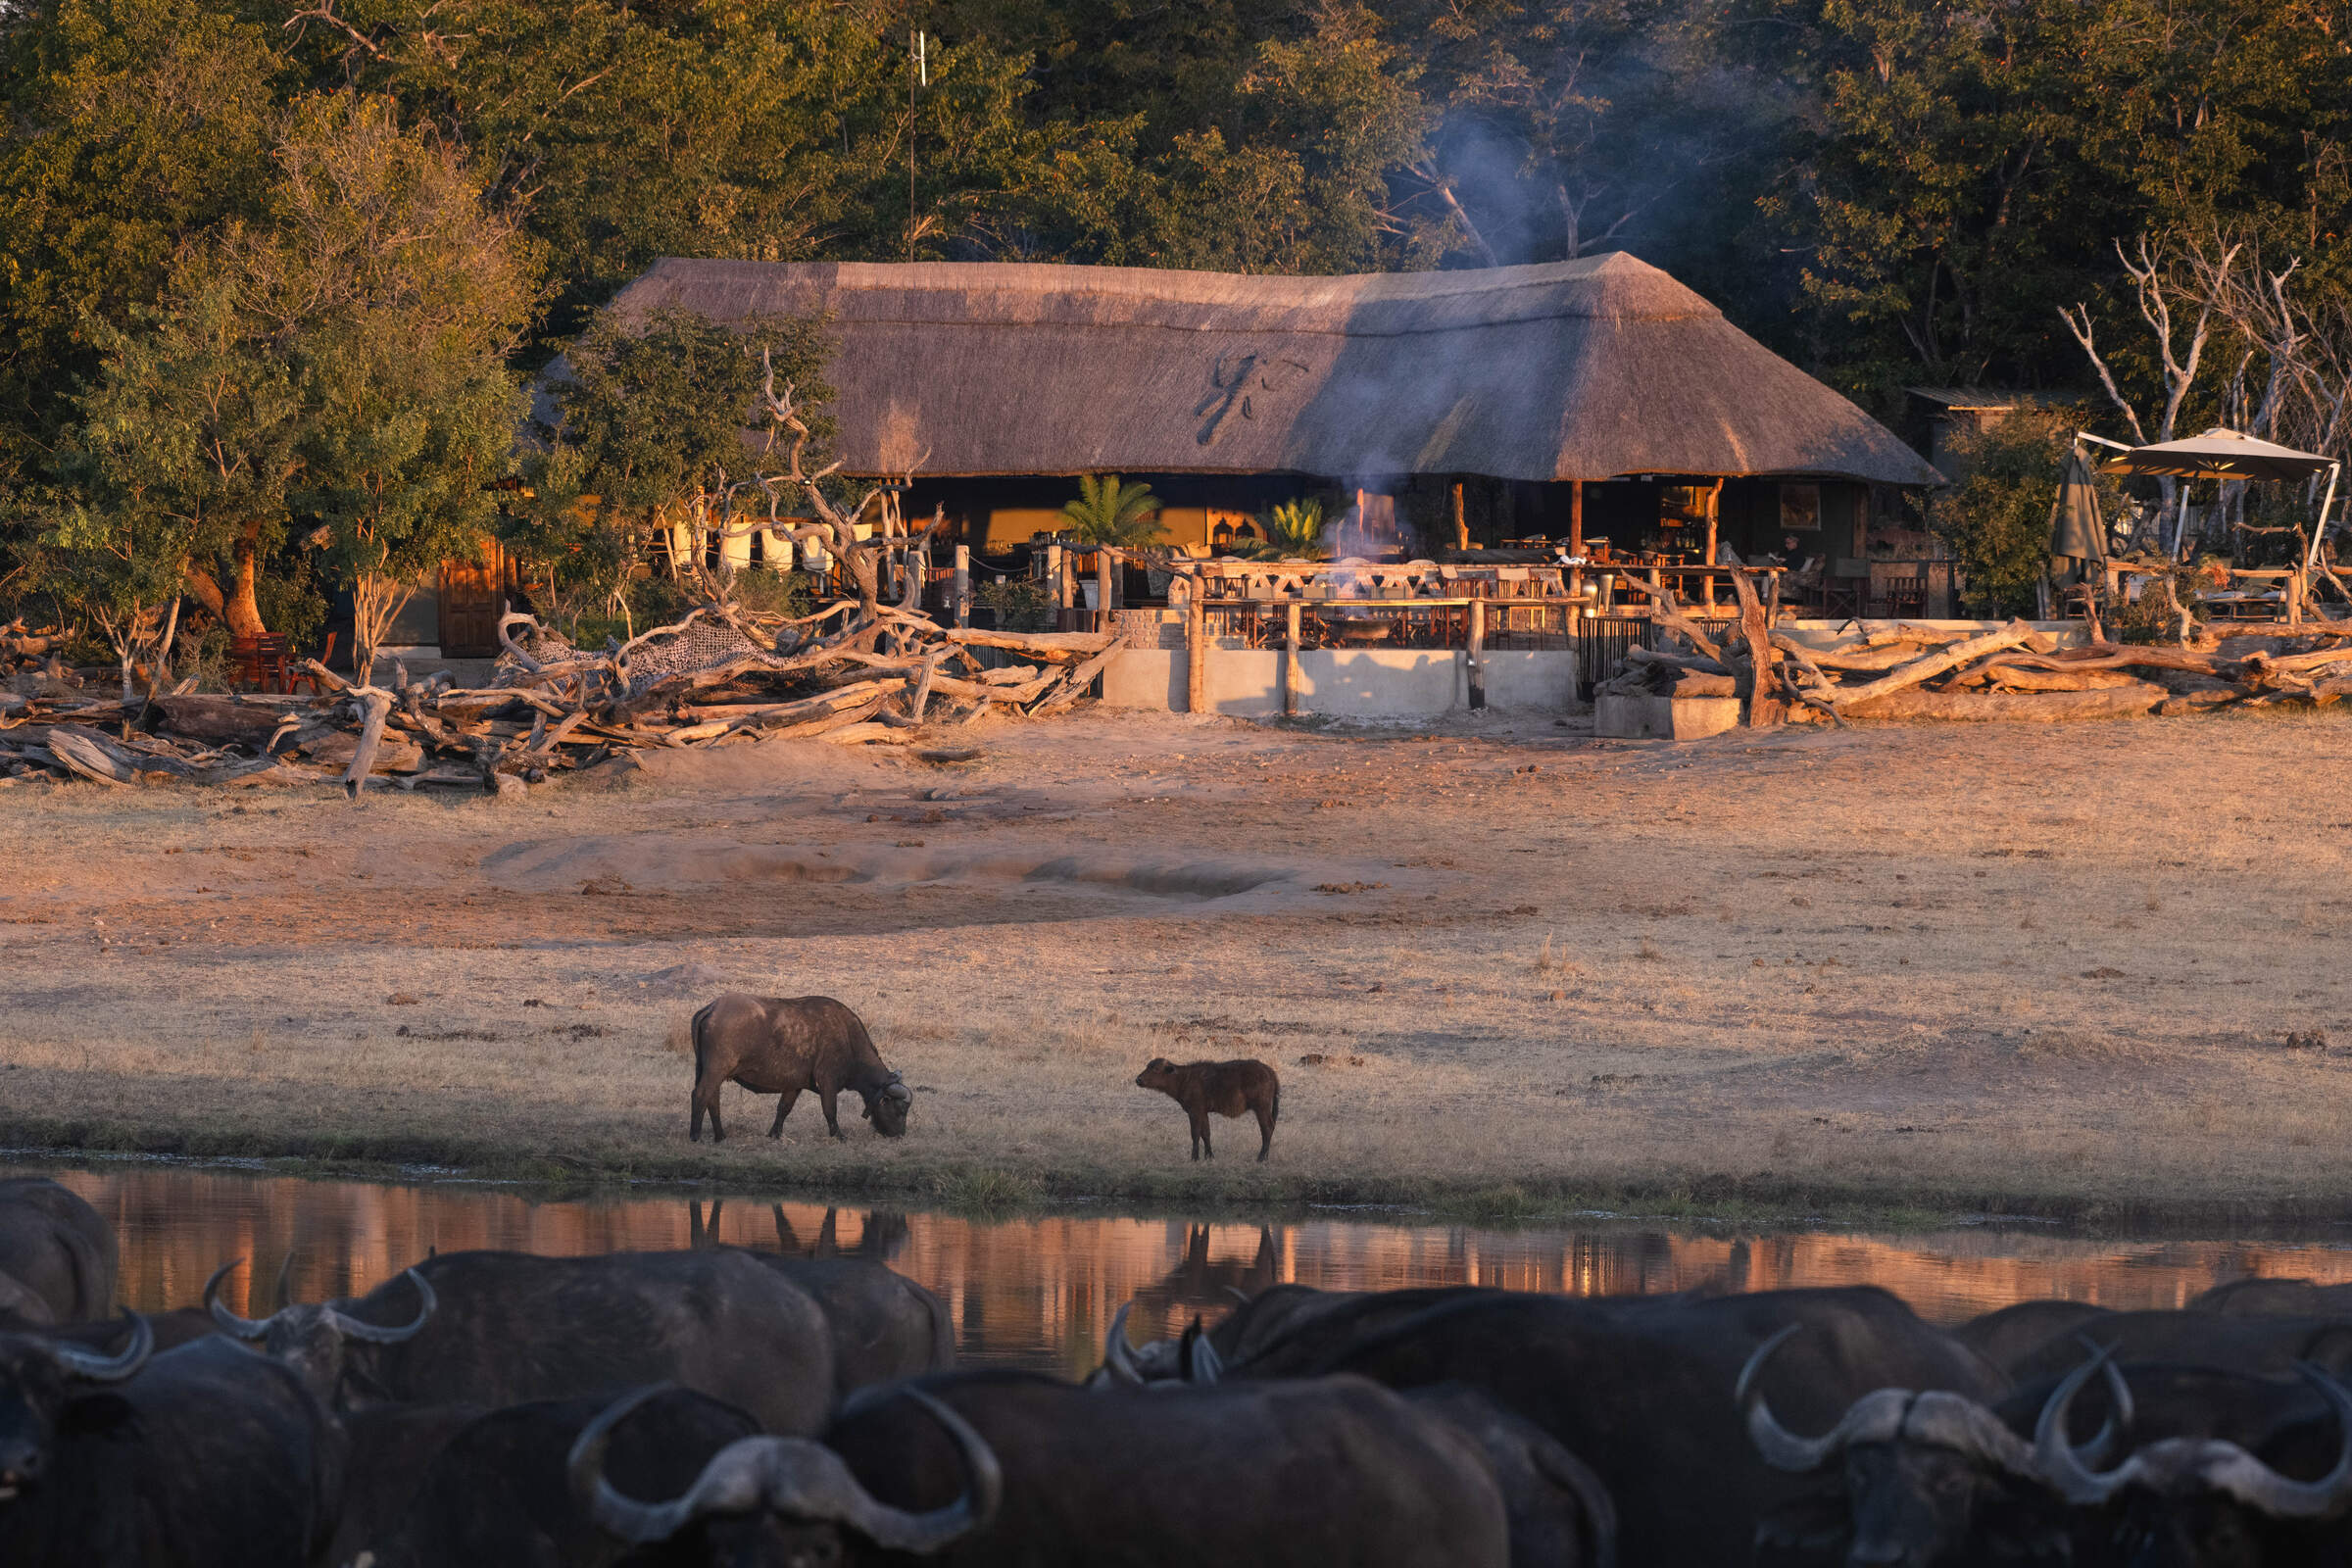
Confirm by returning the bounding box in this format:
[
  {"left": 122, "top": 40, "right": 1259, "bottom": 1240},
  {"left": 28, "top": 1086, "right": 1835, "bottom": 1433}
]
[
  {"left": 1132, "top": 1057, "right": 1279, "bottom": 1161},
  {"left": 1256, "top": 1286, "right": 2005, "bottom": 1568},
  {"left": 0, "top": 1178, "right": 117, "bottom": 1327},
  {"left": 689, "top": 994, "right": 913, "bottom": 1144},
  {"left": 208, "top": 1248, "right": 836, "bottom": 1437},
  {"left": 811, "top": 1371, "right": 1511, "bottom": 1567},
  {"left": 0, "top": 1317, "right": 346, "bottom": 1568}
]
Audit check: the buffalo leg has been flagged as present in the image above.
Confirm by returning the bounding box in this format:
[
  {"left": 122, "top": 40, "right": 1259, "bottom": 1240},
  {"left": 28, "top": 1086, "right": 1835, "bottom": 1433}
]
[
  {"left": 1194, "top": 1112, "right": 1213, "bottom": 1160},
  {"left": 767, "top": 1088, "right": 802, "bottom": 1139},
  {"left": 693, "top": 1081, "right": 725, "bottom": 1144},
  {"left": 1254, "top": 1104, "right": 1275, "bottom": 1162},
  {"left": 821, "top": 1090, "right": 847, "bottom": 1141}
]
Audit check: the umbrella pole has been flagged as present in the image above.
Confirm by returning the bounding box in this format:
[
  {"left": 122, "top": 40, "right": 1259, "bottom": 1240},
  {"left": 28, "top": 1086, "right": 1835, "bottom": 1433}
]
[{"left": 2306, "top": 462, "right": 2340, "bottom": 574}]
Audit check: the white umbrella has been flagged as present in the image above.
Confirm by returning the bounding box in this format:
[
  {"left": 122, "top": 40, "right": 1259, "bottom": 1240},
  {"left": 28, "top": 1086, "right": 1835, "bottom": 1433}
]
[
  {"left": 2095, "top": 426, "right": 2332, "bottom": 482},
  {"left": 2094, "top": 427, "right": 2338, "bottom": 565}
]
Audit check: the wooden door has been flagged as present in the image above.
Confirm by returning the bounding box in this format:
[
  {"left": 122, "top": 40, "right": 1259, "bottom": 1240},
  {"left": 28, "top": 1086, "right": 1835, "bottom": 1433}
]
[{"left": 439, "top": 538, "right": 510, "bottom": 658}]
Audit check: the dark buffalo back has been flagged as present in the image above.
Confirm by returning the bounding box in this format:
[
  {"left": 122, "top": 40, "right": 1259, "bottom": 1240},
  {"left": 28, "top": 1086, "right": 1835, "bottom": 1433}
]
[
  {"left": 826, "top": 1369, "right": 1512, "bottom": 1567},
  {"left": 360, "top": 1389, "right": 762, "bottom": 1568},
  {"left": 335, "top": 1250, "right": 835, "bottom": 1436},
  {"left": 2004, "top": 1310, "right": 2352, "bottom": 1387},
  {"left": 750, "top": 1253, "right": 953, "bottom": 1393},
  {"left": 0, "top": 1180, "right": 116, "bottom": 1327},
  {"left": 1953, "top": 1298, "right": 2117, "bottom": 1376},
  {"left": 1292, "top": 1286, "right": 2002, "bottom": 1568}
]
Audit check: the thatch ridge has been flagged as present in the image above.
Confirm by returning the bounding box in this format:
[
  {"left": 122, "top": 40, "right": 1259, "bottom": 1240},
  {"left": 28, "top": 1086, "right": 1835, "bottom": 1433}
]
[{"left": 605, "top": 255, "right": 1940, "bottom": 485}]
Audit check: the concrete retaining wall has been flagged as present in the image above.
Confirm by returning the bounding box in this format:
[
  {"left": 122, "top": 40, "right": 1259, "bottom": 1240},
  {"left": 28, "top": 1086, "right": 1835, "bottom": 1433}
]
[{"left": 1099, "top": 647, "right": 1581, "bottom": 717}]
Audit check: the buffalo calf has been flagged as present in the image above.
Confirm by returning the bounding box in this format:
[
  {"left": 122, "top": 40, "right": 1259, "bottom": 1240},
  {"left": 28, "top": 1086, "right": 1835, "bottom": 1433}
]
[{"left": 1134, "top": 1057, "right": 1279, "bottom": 1161}]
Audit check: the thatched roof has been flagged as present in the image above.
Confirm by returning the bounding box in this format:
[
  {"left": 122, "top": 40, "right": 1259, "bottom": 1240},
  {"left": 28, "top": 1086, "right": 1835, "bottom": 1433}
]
[{"left": 607, "top": 254, "right": 1941, "bottom": 486}]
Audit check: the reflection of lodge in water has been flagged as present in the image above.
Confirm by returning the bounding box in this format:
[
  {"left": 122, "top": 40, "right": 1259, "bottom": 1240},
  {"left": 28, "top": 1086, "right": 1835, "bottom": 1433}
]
[{"left": 51, "top": 1168, "right": 2352, "bottom": 1380}]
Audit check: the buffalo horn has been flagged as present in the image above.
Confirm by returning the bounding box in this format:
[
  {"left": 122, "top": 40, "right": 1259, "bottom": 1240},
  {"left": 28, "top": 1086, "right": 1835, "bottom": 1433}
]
[
  {"left": 2033, "top": 1344, "right": 2134, "bottom": 1505},
  {"left": 571, "top": 1384, "right": 713, "bottom": 1544},
  {"left": 1185, "top": 1325, "right": 1224, "bottom": 1387},
  {"left": 1738, "top": 1324, "right": 1909, "bottom": 1472},
  {"left": 1102, "top": 1300, "right": 1146, "bottom": 1386},
  {"left": 2192, "top": 1363, "right": 2352, "bottom": 1519},
  {"left": 45, "top": 1310, "right": 153, "bottom": 1382},
  {"left": 203, "top": 1258, "right": 275, "bottom": 1339},
  {"left": 328, "top": 1267, "right": 436, "bottom": 1345},
  {"left": 572, "top": 1385, "right": 1002, "bottom": 1554},
  {"left": 759, "top": 1386, "right": 1002, "bottom": 1552},
  {"left": 272, "top": 1250, "right": 298, "bottom": 1311}
]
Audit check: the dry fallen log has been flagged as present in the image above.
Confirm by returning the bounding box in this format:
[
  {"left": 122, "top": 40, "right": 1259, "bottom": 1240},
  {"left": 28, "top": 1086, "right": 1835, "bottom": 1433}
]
[{"left": 1832, "top": 621, "right": 2035, "bottom": 710}]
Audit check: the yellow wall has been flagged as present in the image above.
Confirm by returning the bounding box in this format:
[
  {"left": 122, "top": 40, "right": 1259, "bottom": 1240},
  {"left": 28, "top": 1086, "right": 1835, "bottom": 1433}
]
[{"left": 989, "top": 506, "right": 1262, "bottom": 551}]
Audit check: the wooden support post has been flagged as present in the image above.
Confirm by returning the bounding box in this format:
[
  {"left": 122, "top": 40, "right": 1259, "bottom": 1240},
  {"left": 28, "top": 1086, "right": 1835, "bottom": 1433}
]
[
  {"left": 1096, "top": 547, "right": 1114, "bottom": 631},
  {"left": 2289, "top": 567, "right": 2306, "bottom": 627},
  {"left": 1451, "top": 481, "right": 1469, "bottom": 552},
  {"left": 954, "top": 544, "right": 970, "bottom": 628},
  {"left": 1284, "top": 601, "right": 1302, "bottom": 717},
  {"left": 1467, "top": 597, "right": 1487, "bottom": 710},
  {"left": 1569, "top": 480, "right": 1585, "bottom": 557},
  {"left": 1045, "top": 542, "right": 1067, "bottom": 632},
  {"left": 1187, "top": 585, "right": 1207, "bottom": 714}
]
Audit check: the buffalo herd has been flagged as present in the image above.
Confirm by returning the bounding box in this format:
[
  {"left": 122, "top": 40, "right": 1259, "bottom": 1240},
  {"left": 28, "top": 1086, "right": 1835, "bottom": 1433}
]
[{"left": 11, "top": 1174, "right": 2352, "bottom": 1565}]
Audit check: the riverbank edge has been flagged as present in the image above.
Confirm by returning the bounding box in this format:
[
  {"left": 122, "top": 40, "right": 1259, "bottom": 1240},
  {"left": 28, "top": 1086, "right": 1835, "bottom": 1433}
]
[{"left": 8, "top": 1115, "right": 2351, "bottom": 1237}]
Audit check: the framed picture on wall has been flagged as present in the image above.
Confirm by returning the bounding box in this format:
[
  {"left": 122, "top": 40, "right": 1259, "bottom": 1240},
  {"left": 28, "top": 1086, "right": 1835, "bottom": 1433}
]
[{"left": 1780, "top": 483, "right": 1822, "bottom": 532}]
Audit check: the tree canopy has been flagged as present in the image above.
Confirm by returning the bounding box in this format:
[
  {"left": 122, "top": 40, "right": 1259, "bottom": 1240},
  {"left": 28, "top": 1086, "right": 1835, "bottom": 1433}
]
[{"left": 5, "top": 0, "right": 2352, "bottom": 635}]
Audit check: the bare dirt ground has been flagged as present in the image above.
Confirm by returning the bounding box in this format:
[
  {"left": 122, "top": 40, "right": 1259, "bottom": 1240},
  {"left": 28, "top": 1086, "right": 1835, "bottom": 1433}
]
[{"left": 1, "top": 705, "right": 2348, "bottom": 1223}]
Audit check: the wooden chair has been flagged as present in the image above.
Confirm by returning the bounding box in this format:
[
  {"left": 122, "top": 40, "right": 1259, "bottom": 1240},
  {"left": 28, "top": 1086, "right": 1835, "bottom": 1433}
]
[
  {"left": 229, "top": 634, "right": 293, "bottom": 693},
  {"left": 1815, "top": 561, "right": 1869, "bottom": 619},
  {"left": 285, "top": 632, "right": 338, "bottom": 695},
  {"left": 1878, "top": 565, "right": 1928, "bottom": 619}
]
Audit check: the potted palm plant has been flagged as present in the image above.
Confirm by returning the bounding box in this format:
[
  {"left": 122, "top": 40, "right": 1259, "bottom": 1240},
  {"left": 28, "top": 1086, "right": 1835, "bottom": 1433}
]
[{"left": 1060, "top": 474, "right": 1164, "bottom": 611}]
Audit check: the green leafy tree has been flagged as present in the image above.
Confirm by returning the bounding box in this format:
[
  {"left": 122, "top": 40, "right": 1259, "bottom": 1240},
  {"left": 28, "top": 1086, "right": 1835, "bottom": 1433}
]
[
  {"left": 1059, "top": 473, "right": 1164, "bottom": 547},
  {"left": 49, "top": 95, "right": 536, "bottom": 661},
  {"left": 520, "top": 305, "right": 832, "bottom": 630},
  {"left": 1930, "top": 408, "right": 2121, "bottom": 614}
]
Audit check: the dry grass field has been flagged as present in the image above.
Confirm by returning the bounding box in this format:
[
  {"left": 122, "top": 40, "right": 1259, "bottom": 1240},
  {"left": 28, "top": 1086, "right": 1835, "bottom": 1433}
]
[{"left": 1, "top": 705, "right": 2348, "bottom": 1224}]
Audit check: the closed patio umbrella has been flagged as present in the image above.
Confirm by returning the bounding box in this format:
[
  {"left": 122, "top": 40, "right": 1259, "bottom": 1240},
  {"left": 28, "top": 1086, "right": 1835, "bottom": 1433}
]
[{"left": 2048, "top": 449, "right": 2107, "bottom": 567}]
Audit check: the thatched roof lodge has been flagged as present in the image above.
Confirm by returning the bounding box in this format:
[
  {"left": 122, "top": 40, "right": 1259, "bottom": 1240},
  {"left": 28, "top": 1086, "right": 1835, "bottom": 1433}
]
[{"left": 608, "top": 253, "right": 1940, "bottom": 564}]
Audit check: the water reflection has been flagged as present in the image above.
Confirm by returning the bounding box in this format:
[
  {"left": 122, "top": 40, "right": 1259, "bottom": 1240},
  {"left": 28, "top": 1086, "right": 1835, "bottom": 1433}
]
[{"left": 31, "top": 1163, "right": 2352, "bottom": 1379}]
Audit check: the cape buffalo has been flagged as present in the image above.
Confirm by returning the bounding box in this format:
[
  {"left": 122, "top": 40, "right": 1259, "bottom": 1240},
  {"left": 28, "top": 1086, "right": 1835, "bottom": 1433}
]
[
  {"left": 1108, "top": 1308, "right": 1615, "bottom": 1568},
  {"left": 2192, "top": 1277, "right": 2352, "bottom": 1316},
  {"left": 328, "top": 1400, "right": 489, "bottom": 1568},
  {"left": 2001, "top": 1311, "right": 2352, "bottom": 1387},
  {"left": 1132, "top": 1057, "right": 1279, "bottom": 1161},
  {"left": 208, "top": 1248, "right": 836, "bottom": 1437},
  {"left": 1954, "top": 1298, "right": 2117, "bottom": 1374},
  {"left": 0, "top": 1178, "right": 116, "bottom": 1327},
  {"left": 0, "top": 1318, "right": 346, "bottom": 1568},
  {"left": 749, "top": 1255, "right": 955, "bottom": 1394},
  {"left": 1253, "top": 1286, "right": 2005, "bottom": 1568},
  {"left": 813, "top": 1370, "right": 1511, "bottom": 1567},
  {"left": 359, "top": 1387, "right": 882, "bottom": 1568},
  {"left": 2034, "top": 1352, "right": 2352, "bottom": 1568},
  {"left": 689, "top": 994, "right": 913, "bottom": 1144},
  {"left": 571, "top": 1383, "right": 1000, "bottom": 1567}
]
